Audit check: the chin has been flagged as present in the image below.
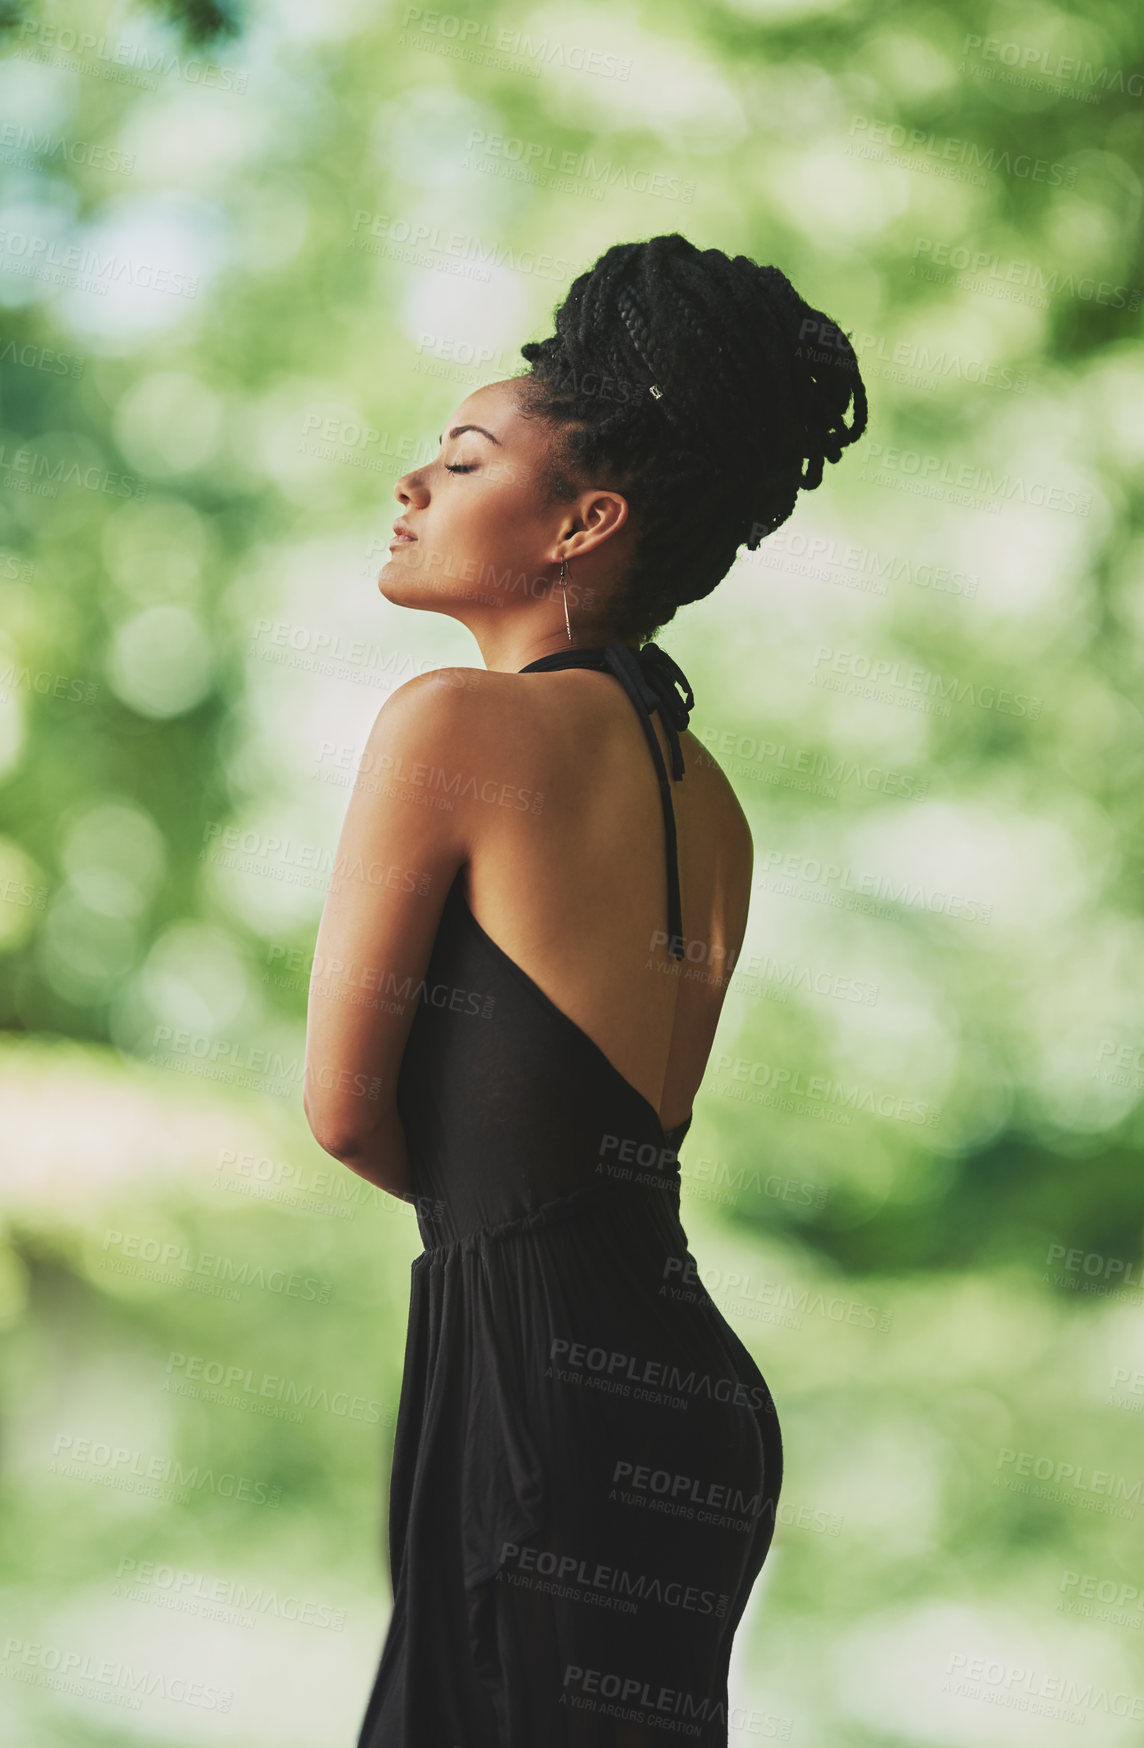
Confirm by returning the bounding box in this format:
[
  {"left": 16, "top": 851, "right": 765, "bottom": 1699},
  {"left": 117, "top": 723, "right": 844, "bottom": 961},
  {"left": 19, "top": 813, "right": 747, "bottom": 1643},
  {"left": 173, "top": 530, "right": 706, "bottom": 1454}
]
[
  {"left": 378, "top": 563, "right": 416, "bottom": 605},
  {"left": 378, "top": 566, "right": 448, "bottom": 614}
]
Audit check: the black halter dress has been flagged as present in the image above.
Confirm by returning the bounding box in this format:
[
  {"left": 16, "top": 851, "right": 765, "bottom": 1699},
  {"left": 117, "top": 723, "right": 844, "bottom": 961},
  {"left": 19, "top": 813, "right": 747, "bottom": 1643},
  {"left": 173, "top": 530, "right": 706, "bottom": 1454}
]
[{"left": 356, "top": 641, "right": 783, "bottom": 1747}]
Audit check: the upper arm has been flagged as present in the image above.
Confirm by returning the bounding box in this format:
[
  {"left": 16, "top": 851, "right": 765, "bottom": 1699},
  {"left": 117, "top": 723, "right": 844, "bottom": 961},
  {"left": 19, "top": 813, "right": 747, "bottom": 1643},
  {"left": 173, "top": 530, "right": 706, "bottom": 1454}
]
[{"left": 303, "top": 668, "right": 479, "bottom": 1155}]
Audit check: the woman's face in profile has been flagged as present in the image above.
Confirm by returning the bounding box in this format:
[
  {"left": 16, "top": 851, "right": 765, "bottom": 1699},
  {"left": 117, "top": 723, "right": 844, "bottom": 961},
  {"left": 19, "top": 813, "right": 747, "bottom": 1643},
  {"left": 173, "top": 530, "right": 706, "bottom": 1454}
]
[{"left": 380, "top": 377, "right": 573, "bottom": 623}]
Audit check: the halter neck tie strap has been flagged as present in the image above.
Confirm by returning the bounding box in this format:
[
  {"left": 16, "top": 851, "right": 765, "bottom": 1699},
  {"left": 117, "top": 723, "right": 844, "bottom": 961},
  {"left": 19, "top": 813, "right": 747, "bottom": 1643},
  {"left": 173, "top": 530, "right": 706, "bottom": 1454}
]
[
  {"left": 603, "top": 641, "right": 693, "bottom": 781},
  {"left": 517, "top": 640, "right": 694, "bottom": 960}
]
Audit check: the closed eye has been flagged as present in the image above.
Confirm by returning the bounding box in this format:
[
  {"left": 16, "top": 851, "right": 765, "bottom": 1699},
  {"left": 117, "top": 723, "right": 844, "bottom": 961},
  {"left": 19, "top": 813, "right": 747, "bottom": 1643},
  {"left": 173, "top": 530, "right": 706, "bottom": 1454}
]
[{"left": 444, "top": 462, "right": 474, "bottom": 474}]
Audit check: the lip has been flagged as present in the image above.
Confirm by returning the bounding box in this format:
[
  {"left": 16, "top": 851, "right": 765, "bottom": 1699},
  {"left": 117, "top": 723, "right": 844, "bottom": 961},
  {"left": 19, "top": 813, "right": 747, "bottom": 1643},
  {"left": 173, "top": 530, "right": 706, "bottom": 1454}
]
[{"left": 390, "top": 520, "right": 417, "bottom": 546}]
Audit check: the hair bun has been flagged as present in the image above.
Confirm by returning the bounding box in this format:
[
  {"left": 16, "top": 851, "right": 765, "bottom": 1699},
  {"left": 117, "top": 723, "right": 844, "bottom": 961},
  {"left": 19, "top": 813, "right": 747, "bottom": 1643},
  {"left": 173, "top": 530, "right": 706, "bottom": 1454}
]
[{"left": 517, "top": 233, "right": 869, "bottom": 640}]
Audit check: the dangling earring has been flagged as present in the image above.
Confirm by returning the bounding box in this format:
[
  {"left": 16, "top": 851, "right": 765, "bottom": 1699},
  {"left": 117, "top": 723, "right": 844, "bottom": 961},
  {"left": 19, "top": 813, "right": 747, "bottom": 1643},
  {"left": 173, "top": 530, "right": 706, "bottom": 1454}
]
[{"left": 559, "top": 554, "right": 573, "bottom": 644}]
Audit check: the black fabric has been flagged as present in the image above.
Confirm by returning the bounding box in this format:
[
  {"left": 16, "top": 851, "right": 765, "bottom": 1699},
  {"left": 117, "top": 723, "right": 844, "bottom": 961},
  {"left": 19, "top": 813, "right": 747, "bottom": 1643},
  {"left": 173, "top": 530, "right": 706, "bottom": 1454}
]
[{"left": 356, "top": 644, "right": 783, "bottom": 1747}]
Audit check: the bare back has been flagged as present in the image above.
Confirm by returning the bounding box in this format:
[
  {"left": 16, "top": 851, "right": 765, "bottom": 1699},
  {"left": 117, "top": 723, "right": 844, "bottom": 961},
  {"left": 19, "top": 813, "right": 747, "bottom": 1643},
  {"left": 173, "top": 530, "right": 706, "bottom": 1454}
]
[{"left": 452, "top": 664, "right": 752, "bottom": 1133}]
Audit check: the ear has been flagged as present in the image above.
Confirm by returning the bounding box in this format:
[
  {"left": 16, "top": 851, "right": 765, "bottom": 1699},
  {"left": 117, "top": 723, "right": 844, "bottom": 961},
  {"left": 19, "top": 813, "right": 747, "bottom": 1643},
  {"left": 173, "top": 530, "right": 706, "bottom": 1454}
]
[{"left": 560, "top": 489, "right": 629, "bottom": 559}]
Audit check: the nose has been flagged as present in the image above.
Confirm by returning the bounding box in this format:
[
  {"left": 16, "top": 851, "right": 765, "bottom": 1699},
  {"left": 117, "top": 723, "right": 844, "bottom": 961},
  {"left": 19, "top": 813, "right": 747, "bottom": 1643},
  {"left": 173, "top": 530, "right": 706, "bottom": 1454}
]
[{"left": 394, "top": 469, "right": 428, "bottom": 507}]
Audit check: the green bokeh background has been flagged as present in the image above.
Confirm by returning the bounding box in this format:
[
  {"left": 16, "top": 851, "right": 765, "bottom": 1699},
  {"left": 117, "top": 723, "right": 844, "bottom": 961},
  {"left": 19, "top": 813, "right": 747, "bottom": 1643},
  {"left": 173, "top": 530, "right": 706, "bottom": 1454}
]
[{"left": 1, "top": 0, "right": 1142, "bottom": 1741}]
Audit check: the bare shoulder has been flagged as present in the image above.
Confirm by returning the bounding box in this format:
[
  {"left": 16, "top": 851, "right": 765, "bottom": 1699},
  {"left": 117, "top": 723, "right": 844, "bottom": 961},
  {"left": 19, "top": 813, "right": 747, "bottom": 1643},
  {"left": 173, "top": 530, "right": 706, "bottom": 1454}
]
[
  {"left": 368, "top": 669, "right": 751, "bottom": 877},
  {"left": 370, "top": 661, "right": 617, "bottom": 759},
  {"left": 374, "top": 664, "right": 493, "bottom": 714},
  {"left": 366, "top": 664, "right": 504, "bottom": 751},
  {"left": 373, "top": 668, "right": 747, "bottom": 810},
  {"left": 362, "top": 666, "right": 550, "bottom": 824}
]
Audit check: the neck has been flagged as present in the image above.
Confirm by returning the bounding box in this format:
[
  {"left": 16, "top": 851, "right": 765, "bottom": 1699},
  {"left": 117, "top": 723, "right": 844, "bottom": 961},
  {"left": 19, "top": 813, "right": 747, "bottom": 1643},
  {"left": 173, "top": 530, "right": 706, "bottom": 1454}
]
[{"left": 467, "top": 619, "right": 640, "bottom": 674}]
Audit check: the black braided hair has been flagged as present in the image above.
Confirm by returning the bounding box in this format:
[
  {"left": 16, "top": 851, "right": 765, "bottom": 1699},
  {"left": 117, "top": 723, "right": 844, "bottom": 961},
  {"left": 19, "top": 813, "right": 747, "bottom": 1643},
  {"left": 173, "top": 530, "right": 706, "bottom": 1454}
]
[{"left": 514, "top": 233, "right": 869, "bottom": 643}]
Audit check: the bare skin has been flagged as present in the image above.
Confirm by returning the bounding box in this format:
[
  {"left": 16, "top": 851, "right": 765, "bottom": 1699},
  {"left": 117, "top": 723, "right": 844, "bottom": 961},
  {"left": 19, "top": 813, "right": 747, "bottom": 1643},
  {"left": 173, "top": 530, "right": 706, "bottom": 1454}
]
[{"left": 303, "top": 377, "right": 752, "bottom": 1198}]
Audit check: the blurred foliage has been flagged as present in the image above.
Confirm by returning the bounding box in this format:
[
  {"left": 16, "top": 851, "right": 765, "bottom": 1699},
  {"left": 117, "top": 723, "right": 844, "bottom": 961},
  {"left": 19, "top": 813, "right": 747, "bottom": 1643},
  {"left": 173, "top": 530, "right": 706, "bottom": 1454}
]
[
  {"left": 0, "top": 0, "right": 242, "bottom": 43},
  {"left": 0, "top": 0, "right": 1142, "bottom": 1741}
]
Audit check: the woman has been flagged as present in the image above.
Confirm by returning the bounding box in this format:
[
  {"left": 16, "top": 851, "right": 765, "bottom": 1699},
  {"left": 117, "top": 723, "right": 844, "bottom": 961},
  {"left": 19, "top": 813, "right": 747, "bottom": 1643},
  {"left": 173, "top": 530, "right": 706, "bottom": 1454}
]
[{"left": 304, "top": 233, "right": 868, "bottom": 1746}]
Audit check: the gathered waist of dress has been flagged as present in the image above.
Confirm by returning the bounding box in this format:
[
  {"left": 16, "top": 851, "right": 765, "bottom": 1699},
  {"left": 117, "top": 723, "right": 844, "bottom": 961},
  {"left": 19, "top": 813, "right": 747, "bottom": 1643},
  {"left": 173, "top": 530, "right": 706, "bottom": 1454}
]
[{"left": 412, "top": 1166, "right": 682, "bottom": 1263}]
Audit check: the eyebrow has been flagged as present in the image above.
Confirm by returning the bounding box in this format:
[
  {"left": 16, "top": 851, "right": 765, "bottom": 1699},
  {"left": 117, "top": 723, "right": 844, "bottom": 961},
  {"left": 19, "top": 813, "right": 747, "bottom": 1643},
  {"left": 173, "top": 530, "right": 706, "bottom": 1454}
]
[{"left": 436, "top": 423, "right": 502, "bottom": 446}]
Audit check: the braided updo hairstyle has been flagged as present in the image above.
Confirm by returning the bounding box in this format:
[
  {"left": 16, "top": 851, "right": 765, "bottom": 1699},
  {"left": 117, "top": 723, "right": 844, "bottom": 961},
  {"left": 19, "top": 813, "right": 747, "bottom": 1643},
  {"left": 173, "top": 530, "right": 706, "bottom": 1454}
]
[{"left": 514, "top": 233, "right": 868, "bottom": 644}]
